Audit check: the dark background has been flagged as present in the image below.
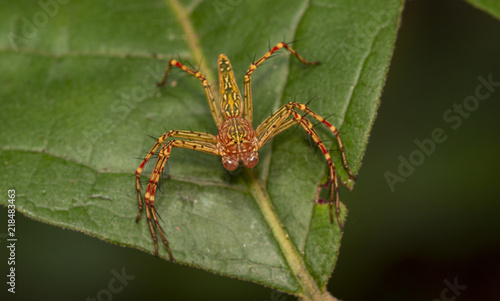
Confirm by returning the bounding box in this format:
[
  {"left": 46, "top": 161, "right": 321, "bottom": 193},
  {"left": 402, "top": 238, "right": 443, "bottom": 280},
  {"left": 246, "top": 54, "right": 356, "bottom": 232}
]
[{"left": 1, "top": 0, "right": 500, "bottom": 300}]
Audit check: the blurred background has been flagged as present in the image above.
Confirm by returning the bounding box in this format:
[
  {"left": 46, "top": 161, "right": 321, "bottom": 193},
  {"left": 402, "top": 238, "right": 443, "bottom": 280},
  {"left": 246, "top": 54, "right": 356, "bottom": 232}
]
[{"left": 1, "top": 0, "right": 500, "bottom": 300}]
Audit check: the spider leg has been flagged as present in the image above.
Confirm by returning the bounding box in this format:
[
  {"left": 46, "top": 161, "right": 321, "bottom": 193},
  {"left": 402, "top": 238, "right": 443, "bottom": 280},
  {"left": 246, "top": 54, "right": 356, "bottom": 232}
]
[
  {"left": 289, "top": 112, "right": 341, "bottom": 227},
  {"left": 136, "top": 130, "right": 216, "bottom": 222},
  {"left": 256, "top": 106, "right": 296, "bottom": 142},
  {"left": 136, "top": 132, "right": 219, "bottom": 261},
  {"left": 290, "top": 102, "right": 356, "bottom": 180},
  {"left": 256, "top": 102, "right": 355, "bottom": 229},
  {"left": 143, "top": 153, "right": 170, "bottom": 258},
  {"left": 157, "top": 59, "right": 223, "bottom": 128},
  {"left": 243, "top": 42, "right": 319, "bottom": 124}
]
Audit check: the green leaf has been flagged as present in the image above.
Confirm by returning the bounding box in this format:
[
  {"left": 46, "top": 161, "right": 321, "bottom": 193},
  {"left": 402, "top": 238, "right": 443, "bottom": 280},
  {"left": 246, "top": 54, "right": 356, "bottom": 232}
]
[
  {"left": 466, "top": 0, "right": 500, "bottom": 20},
  {"left": 0, "top": 0, "right": 403, "bottom": 299}
]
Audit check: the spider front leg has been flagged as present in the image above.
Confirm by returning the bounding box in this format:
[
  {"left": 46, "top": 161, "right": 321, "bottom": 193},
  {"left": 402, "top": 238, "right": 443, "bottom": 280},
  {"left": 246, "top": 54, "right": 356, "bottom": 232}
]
[
  {"left": 157, "top": 59, "right": 223, "bottom": 128},
  {"left": 243, "top": 42, "right": 319, "bottom": 124},
  {"left": 136, "top": 133, "right": 219, "bottom": 261}
]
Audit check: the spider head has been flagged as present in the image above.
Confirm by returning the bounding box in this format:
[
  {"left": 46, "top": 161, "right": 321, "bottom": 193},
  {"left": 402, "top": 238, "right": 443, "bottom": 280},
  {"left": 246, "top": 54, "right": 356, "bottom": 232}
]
[{"left": 218, "top": 117, "right": 259, "bottom": 171}]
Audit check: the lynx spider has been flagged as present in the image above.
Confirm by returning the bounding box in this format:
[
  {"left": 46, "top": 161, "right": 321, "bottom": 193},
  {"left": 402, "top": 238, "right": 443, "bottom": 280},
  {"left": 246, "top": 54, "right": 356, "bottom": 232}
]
[{"left": 135, "top": 42, "right": 356, "bottom": 261}]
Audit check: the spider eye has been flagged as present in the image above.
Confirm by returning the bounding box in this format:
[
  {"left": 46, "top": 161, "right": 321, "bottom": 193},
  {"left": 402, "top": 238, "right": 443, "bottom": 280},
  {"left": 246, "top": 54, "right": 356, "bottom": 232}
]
[
  {"left": 243, "top": 153, "right": 259, "bottom": 169},
  {"left": 222, "top": 157, "right": 239, "bottom": 171}
]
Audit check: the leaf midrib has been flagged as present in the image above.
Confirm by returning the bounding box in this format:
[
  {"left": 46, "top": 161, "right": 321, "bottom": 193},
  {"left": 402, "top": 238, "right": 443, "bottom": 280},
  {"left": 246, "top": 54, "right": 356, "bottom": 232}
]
[
  {"left": 244, "top": 169, "right": 326, "bottom": 299},
  {"left": 166, "top": 0, "right": 325, "bottom": 298}
]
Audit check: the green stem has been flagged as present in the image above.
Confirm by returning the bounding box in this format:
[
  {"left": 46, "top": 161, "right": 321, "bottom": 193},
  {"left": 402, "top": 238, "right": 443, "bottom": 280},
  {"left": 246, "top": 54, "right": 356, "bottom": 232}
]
[{"left": 244, "top": 169, "right": 336, "bottom": 301}]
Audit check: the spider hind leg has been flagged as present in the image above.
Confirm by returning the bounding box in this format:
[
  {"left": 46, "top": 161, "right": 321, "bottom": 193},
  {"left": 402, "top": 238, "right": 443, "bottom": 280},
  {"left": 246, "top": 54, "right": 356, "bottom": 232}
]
[{"left": 256, "top": 101, "right": 356, "bottom": 229}]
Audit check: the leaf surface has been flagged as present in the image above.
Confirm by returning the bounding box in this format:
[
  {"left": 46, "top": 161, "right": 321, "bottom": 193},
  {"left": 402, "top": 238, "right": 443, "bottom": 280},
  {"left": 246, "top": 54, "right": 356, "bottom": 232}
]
[{"left": 0, "top": 0, "right": 403, "bottom": 298}]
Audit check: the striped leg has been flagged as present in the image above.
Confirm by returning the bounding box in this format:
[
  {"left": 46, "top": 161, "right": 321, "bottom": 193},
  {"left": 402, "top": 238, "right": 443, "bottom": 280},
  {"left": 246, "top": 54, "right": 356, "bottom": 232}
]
[
  {"left": 243, "top": 42, "right": 319, "bottom": 124},
  {"left": 288, "top": 111, "right": 343, "bottom": 227},
  {"left": 136, "top": 133, "right": 219, "bottom": 260},
  {"left": 288, "top": 102, "right": 356, "bottom": 180},
  {"left": 255, "top": 102, "right": 355, "bottom": 228},
  {"left": 135, "top": 130, "right": 217, "bottom": 222},
  {"left": 158, "top": 59, "right": 223, "bottom": 128}
]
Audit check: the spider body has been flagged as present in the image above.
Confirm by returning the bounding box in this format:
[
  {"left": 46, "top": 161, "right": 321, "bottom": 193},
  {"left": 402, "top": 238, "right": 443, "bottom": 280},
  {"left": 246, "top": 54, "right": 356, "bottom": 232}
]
[
  {"left": 136, "top": 42, "right": 355, "bottom": 261},
  {"left": 217, "top": 116, "right": 259, "bottom": 171}
]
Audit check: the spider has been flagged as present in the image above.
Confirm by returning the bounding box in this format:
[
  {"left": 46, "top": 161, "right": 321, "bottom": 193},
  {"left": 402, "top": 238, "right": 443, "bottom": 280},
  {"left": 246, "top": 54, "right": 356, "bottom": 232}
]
[{"left": 135, "top": 42, "right": 356, "bottom": 261}]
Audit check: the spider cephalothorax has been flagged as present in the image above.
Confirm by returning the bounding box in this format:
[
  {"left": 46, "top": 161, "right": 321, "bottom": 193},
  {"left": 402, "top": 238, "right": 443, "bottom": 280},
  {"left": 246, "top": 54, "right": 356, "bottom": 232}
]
[{"left": 135, "top": 42, "right": 356, "bottom": 261}]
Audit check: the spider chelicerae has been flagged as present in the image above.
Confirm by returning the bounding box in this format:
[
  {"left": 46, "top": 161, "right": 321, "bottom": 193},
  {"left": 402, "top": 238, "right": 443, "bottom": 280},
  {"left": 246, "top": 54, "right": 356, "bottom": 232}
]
[{"left": 135, "top": 42, "right": 356, "bottom": 261}]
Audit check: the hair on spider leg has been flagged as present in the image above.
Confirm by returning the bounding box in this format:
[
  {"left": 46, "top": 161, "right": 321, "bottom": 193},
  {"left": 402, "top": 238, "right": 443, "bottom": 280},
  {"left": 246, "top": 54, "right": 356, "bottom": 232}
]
[
  {"left": 139, "top": 152, "right": 166, "bottom": 184},
  {"left": 290, "top": 118, "right": 303, "bottom": 136},
  {"left": 292, "top": 96, "right": 317, "bottom": 140},
  {"left": 186, "top": 127, "right": 199, "bottom": 142},
  {"left": 285, "top": 39, "right": 314, "bottom": 56},
  {"left": 175, "top": 53, "right": 183, "bottom": 64},
  {"left": 323, "top": 112, "right": 337, "bottom": 120},
  {"left": 300, "top": 109, "right": 313, "bottom": 121},
  {"left": 308, "top": 132, "right": 318, "bottom": 156},
  {"left": 196, "top": 56, "right": 204, "bottom": 73},
  {"left": 183, "top": 58, "right": 199, "bottom": 72},
  {"left": 337, "top": 127, "right": 351, "bottom": 136},
  {"left": 318, "top": 138, "right": 337, "bottom": 145},
  {"left": 304, "top": 95, "right": 318, "bottom": 107},
  {"left": 288, "top": 116, "right": 318, "bottom": 154},
  {"left": 133, "top": 155, "right": 148, "bottom": 162},
  {"left": 150, "top": 206, "right": 172, "bottom": 245},
  {"left": 244, "top": 50, "right": 258, "bottom": 65},
  {"left": 304, "top": 125, "right": 325, "bottom": 158},
  {"left": 152, "top": 204, "right": 166, "bottom": 224},
  {"left": 326, "top": 146, "right": 342, "bottom": 155},
  {"left": 285, "top": 38, "right": 303, "bottom": 47},
  {"left": 295, "top": 105, "right": 316, "bottom": 132},
  {"left": 156, "top": 160, "right": 171, "bottom": 195},
  {"left": 267, "top": 52, "right": 282, "bottom": 61},
  {"left": 293, "top": 96, "right": 318, "bottom": 125},
  {"left": 145, "top": 134, "right": 159, "bottom": 142},
  {"left": 142, "top": 159, "right": 170, "bottom": 195}
]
